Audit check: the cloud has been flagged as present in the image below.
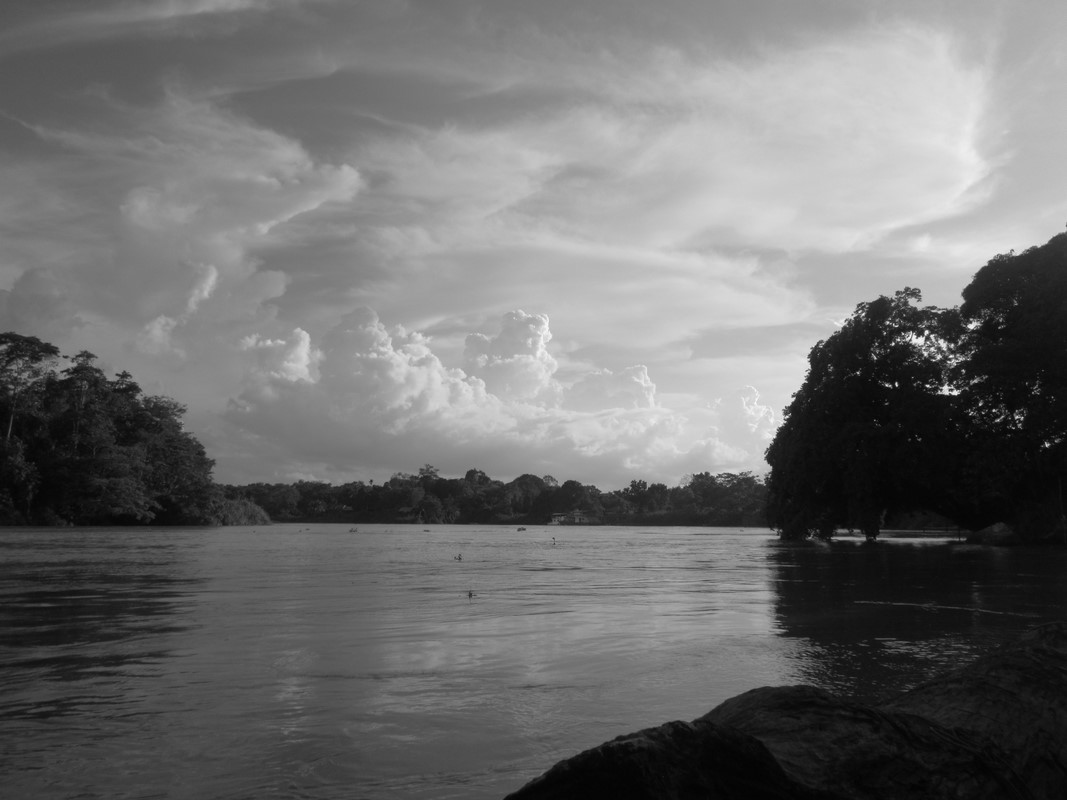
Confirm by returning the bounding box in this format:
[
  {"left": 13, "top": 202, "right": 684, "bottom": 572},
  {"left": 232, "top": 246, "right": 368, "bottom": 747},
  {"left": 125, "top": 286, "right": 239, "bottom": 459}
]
[
  {"left": 222, "top": 308, "right": 774, "bottom": 486},
  {"left": 721, "top": 386, "right": 776, "bottom": 446},
  {"left": 18, "top": 88, "right": 360, "bottom": 345},
  {"left": 307, "top": 16, "right": 992, "bottom": 259},
  {"left": 0, "top": 0, "right": 320, "bottom": 53},
  {"left": 240, "top": 328, "right": 319, "bottom": 383},
  {"left": 135, "top": 262, "right": 220, "bottom": 357},
  {"left": 0, "top": 5, "right": 1014, "bottom": 491},
  {"left": 0, "top": 267, "right": 80, "bottom": 339},
  {"left": 463, "top": 310, "right": 560, "bottom": 403},
  {"left": 566, "top": 366, "right": 657, "bottom": 413},
  {"left": 520, "top": 25, "right": 991, "bottom": 253},
  {"left": 324, "top": 21, "right": 988, "bottom": 370}
]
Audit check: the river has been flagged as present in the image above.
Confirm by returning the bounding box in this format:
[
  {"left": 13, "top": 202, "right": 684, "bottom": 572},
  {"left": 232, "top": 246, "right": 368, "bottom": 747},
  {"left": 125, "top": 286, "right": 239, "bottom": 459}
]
[{"left": 1, "top": 524, "right": 1064, "bottom": 799}]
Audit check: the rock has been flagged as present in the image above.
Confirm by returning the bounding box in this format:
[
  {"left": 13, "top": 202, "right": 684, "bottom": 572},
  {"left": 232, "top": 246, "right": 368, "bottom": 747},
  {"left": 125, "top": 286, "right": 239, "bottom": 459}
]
[
  {"left": 705, "top": 686, "right": 1026, "bottom": 799},
  {"left": 881, "top": 622, "right": 1067, "bottom": 798},
  {"left": 503, "top": 623, "right": 1067, "bottom": 800},
  {"left": 502, "top": 719, "right": 833, "bottom": 800}
]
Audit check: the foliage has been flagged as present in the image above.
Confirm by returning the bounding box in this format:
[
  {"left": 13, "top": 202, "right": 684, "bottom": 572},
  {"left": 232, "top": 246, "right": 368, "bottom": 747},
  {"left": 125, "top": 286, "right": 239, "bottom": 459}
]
[
  {"left": 766, "top": 233, "right": 1067, "bottom": 542},
  {"left": 954, "top": 234, "right": 1067, "bottom": 538},
  {"left": 223, "top": 467, "right": 768, "bottom": 527},
  {"left": 0, "top": 335, "right": 238, "bottom": 525},
  {"left": 213, "top": 497, "right": 272, "bottom": 526},
  {"left": 0, "top": 333, "right": 60, "bottom": 446}
]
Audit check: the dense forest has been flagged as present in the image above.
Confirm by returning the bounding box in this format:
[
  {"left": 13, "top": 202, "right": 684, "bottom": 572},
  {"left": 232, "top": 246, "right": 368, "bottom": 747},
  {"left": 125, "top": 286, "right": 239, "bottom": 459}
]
[
  {"left": 0, "top": 332, "right": 766, "bottom": 526},
  {"left": 220, "top": 467, "right": 768, "bottom": 527},
  {"left": 0, "top": 334, "right": 267, "bottom": 526},
  {"left": 766, "top": 232, "right": 1067, "bottom": 543}
]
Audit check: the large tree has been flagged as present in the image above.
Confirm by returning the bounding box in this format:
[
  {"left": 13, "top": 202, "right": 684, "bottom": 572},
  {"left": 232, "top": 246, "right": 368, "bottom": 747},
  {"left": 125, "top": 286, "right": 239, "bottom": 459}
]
[
  {"left": 765, "top": 289, "right": 961, "bottom": 540},
  {"left": 767, "top": 233, "right": 1067, "bottom": 542},
  {"left": 954, "top": 234, "right": 1067, "bottom": 539}
]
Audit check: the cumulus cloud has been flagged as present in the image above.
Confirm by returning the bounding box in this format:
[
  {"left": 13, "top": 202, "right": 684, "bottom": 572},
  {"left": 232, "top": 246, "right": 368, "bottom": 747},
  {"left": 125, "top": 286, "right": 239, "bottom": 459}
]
[
  {"left": 565, "top": 366, "right": 657, "bottom": 412},
  {"left": 312, "top": 307, "right": 502, "bottom": 431},
  {"left": 240, "top": 328, "right": 319, "bottom": 383},
  {"left": 463, "top": 310, "right": 560, "bottom": 403},
  {"left": 718, "top": 386, "right": 777, "bottom": 450},
  {"left": 222, "top": 308, "right": 774, "bottom": 486}
]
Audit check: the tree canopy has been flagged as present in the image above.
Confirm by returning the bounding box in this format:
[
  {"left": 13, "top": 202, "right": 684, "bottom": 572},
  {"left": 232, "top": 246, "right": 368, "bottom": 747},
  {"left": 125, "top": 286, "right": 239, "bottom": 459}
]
[
  {"left": 0, "top": 335, "right": 230, "bottom": 525},
  {"left": 223, "top": 468, "right": 767, "bottom": 527},
  {"left": 766, "top": 233, "right": 1067, "bottom": 542}
]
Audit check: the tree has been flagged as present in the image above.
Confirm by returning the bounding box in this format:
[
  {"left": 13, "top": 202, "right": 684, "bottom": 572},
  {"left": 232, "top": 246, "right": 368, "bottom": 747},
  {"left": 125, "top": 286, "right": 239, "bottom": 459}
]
[
  {"left": 624, "top": 479, "right": 649, "bottom": 512},
  {"left": 414, "top": 493, "right": 445, "bottom": 523},
  {"left": 765, "top": 289, "right": 960, "bottom": 540},
  {"left": 502, "top": 474, "right": 547, "bottom": 515},
  {"left": 647, "top": 482, "right": 670, "bottom": 513},
  {"left": 138, "top": 396, "right": 217, "bottom": 523},
  {"left": 418, "top": 463, "right": 440, "bottom": 490},
  {"left": 954, "top": 234, "right": 1067, "bottom": 538},
  {"left": 0, "top": 332, "right": 60, "bottom": 445},
  {"left": 0, "top": 337, "right": 223, "bottom": 525},
  {"left": 766, "top": 233, "right": 1067, "bottom": 542}
]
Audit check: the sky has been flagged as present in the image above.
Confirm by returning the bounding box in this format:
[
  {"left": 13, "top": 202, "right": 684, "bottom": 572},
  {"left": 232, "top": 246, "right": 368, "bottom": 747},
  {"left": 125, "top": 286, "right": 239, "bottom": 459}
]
[{"left": 1, "top": 0, "right": 1065, "bottom": 490}]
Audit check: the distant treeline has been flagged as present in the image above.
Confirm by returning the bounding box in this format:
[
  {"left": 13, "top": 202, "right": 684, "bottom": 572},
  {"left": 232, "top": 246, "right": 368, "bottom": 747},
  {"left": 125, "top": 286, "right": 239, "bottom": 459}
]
[{"left": 221, "top": 466, "right": 769, "bottom": 526}]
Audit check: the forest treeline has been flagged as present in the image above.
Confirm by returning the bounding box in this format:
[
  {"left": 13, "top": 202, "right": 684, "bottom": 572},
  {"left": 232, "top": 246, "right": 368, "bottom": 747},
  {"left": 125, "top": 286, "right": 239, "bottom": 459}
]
[
  {"left": 220, "top": 467, "right": 768, "bottom": 526},
  {"left": 766, "top": 232, "right": 1067, "bottom": 543},
  {"left": 0, "top": 332, "right": 765, "bottom": 526}
]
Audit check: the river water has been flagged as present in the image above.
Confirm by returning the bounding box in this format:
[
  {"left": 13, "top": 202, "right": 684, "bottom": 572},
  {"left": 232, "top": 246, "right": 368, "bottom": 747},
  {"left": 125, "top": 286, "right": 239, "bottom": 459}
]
[{"left": 2, "top": 524, "right": 1065, "bottom": 799}]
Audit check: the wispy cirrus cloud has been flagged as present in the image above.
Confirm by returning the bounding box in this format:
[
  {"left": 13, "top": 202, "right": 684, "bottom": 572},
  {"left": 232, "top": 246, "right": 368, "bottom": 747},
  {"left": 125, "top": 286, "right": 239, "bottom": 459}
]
[
  {"left": 2, "top": 86, "right": 359, "bottom": 342},
  {"left": 0, "top": 0, "right": 320, "bottom": 54}
]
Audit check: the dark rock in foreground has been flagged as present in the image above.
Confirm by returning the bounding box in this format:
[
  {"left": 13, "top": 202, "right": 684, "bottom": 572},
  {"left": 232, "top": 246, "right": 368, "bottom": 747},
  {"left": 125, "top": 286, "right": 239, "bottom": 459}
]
[{"left": 504, "top": 623, "right": 1067, "bottom": 799}]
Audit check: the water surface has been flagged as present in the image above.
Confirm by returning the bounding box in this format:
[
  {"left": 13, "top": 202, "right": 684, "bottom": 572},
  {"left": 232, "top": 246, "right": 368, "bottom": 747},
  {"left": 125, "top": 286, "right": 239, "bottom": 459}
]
[{"left": 1, "top": 525, "right": 1064, "bottom": 799}]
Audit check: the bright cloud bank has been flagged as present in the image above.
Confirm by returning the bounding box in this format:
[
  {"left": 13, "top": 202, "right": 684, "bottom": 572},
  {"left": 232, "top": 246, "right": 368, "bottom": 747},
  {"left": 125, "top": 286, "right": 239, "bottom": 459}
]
[{"left": 224, "top": 308, "right": 775, "bottom": 487}]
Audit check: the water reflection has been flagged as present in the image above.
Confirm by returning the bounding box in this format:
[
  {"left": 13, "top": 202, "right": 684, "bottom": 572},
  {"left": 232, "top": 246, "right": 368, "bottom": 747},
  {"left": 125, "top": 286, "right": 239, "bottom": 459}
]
[{"left": 767, "top": 536, "right": 1067, "bottom": 702}]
